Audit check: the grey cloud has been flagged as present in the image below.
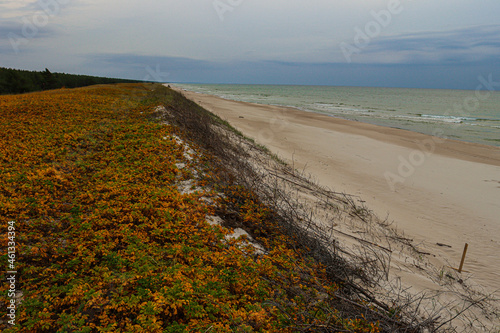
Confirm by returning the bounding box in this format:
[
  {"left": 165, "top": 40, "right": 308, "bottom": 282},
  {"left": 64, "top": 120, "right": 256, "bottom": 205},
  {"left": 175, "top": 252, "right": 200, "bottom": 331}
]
[
  {"left": 90, "top": 54, "right": 218, "bottom": 71},
  {"left": 0, "top": 21, "right": 23, "bottom": 35},
  {"left": 81, "top": 53, "right": 500, "bottom": 90},
  {"left": 2, "top": 0, "right": 66, "bottom": 14},
  {"left": 82, "top": 53, "right": 226, "bottom": 82},
  {"left": 0, "top": 19, "right": 59, "bottom": 40},
  {"left": 362, "top": 25, "right": 500, "bottom": 64}
]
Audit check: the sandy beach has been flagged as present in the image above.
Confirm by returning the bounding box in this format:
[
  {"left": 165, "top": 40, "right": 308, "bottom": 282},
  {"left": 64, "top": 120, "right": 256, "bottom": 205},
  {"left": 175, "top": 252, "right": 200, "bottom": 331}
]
[{"left": 173, "top": 86, "right": 500, "bottom": 296}]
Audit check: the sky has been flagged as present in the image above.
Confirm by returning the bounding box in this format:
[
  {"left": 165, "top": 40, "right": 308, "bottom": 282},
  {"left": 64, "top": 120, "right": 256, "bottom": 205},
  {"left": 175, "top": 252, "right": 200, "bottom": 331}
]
[{"left": 1, "top": 0, "right": 500, "bottom": 89}]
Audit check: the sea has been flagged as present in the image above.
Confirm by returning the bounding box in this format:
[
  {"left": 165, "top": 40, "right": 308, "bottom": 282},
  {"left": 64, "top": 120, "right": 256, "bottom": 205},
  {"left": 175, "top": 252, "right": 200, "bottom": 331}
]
[{"left": 174, "top": 84, "right": 500, "bottom": 147}]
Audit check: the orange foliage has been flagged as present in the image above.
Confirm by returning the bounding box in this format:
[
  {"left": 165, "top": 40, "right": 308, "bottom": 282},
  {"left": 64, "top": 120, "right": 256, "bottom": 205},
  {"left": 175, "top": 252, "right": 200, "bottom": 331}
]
[{"left": 0, "top": 84, "right": 380, "bottom": 332}]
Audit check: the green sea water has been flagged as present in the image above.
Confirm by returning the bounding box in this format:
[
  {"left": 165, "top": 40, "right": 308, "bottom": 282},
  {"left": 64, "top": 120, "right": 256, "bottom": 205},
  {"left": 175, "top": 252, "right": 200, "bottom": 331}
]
[{"left": 174, "top": 84, "right": 500, "bottom": 147}]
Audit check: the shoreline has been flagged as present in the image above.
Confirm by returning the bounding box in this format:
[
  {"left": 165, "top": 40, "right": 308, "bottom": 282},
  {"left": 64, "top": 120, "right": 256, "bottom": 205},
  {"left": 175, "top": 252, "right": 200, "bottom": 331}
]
[
  {"left": 174, "top": 86, "right": 500, "bottom": 166},
  {"left": 172, "top": 85, "right": 500, "bottom": 294},
  {"left": 172, "top": 84, "right": 500, "bottom": 151}
]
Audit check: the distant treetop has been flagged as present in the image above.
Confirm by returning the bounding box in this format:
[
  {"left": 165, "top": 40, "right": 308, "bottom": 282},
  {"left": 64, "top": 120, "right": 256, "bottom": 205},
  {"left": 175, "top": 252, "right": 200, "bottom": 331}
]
[{"left": 0, "top": 67, "right": 144, "bottom": 95}]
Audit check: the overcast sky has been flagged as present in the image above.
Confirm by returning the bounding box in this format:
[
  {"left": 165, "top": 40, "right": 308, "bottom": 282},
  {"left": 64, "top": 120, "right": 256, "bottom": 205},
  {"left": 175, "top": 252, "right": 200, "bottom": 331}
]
[{"left": 1, "top": 0, "right": 499, "bottom": 89}]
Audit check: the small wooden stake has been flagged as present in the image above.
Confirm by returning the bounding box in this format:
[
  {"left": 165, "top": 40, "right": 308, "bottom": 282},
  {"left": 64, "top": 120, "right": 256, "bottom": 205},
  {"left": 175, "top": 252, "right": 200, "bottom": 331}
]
[{"left": 457, "top": 243, "right": 468, "bottom": 273}]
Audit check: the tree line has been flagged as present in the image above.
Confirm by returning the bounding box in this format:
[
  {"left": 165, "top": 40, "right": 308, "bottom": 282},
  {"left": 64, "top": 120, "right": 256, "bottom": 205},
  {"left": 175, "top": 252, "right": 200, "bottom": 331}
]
[{"left": 0, "top": 67, "right": 144, "bottom": 95}]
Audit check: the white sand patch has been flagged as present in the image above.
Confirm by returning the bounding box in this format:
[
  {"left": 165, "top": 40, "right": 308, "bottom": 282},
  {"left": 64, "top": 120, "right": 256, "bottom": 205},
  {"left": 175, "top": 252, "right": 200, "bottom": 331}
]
[
  {"left": 206, "top": 215, "right": 224, "bottom": 226},
  {"left": 225, "top": 228, "right": 266, "bottom": 255},
  {"left": 205, "top": 216, "right": 266, "bottom": 255},
  {"left": 155, "top": 105, "right": 173, "bottom": 117}
]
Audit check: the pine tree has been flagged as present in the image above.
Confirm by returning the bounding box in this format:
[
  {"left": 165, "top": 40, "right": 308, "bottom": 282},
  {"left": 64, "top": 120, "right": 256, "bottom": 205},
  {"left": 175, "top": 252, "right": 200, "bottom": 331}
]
[{"left": 42, "top": 68, "right": 58, "bottom": 90}]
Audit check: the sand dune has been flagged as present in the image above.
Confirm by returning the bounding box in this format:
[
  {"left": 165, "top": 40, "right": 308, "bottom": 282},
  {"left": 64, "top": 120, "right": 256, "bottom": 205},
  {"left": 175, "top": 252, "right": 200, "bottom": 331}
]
[{"left": 174, "top": 87, "right": 500, "bottom": 297}]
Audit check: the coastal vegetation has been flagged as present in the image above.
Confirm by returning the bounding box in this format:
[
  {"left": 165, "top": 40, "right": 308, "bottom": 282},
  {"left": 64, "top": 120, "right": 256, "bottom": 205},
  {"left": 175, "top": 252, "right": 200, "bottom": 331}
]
[
  {"left": 1, "top": 83, "right": 446, "bottom": 331},
  {"left": 0, "top": 67, "right": 142, "bottom": 95}
]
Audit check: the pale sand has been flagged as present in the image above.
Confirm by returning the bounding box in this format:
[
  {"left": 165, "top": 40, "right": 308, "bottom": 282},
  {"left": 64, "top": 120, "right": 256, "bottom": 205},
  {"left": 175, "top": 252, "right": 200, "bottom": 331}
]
[{"left": 174, "top": 87, "right": 500, "bottom": 296}]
